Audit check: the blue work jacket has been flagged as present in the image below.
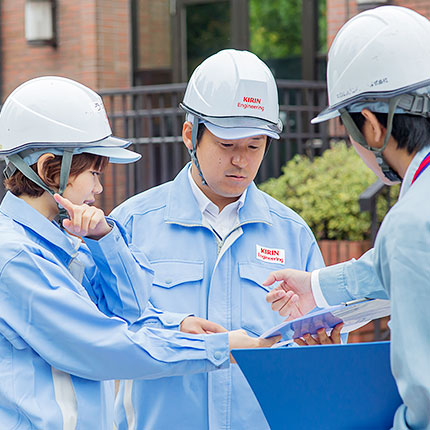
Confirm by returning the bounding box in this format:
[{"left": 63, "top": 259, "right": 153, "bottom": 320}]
[
  {"left": 112, "top": 164, "right": 325, "bottom": 430},
  {"left": 0, "top": 191, "right": 229, "bottom": 430},
  {"left": 318, "top": 147, "right": 430, "bottom": 430}
]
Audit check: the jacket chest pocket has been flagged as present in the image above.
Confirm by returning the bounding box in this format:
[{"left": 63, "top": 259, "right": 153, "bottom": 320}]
[
  {"left": 151, "top": 260, "right": 204, "bottom": 314},
  {"left": 239, "top": 262, "right": 285, "bottom": 337}
]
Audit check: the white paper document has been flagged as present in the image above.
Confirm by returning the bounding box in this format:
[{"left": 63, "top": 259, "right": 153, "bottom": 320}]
[{"left": 261, "top": 298, "right": 391, "bottom": 343}]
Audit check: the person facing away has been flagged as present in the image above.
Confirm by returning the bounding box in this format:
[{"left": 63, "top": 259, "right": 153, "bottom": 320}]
[
  {"left": 111, "top": 49, "right": 342, "bottom": 430},
  {"left": 0, "top": 76, "right": 274, "bottom": 430},
  {"left": 265, "top": 6, "right": 430, "bottom": 430}
]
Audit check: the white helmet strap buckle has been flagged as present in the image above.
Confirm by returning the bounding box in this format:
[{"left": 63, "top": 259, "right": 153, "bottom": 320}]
[
  {"left": 398, "top": 93, "right": 430, "bottom": 117},
  {"left": 3, "top": 162, "right": 16, "bottom": 180}
]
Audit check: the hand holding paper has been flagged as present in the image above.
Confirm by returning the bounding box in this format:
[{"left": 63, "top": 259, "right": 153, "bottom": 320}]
[
  {"left": 261, "top": 298, "right": 391, "bottom": 345},
  {"left": 295, "top": 323, "right": 344, "bottom": 346},
  {"left": 264, "top": 268, "right": 315, "bottom": 319}
]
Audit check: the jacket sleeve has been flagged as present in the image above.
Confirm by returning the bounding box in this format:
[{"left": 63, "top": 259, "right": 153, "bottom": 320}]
[
  {"left": 0, "top": 248, "right": 229, "bottom": 381},
  {"left": 317, "top": 248, "right": 389, "bottom": 305},
  {"left": 304, "top": 237, "right": 325, "bottom": 272},
  {"left": 375, "top": 216, "right": 430, "bottom": 430},
  {"left": 82, "top": 219, "right": 154, "bottom": 324},
  {"left": 129, "top": 302, "right": 193, "bottom": 332}
]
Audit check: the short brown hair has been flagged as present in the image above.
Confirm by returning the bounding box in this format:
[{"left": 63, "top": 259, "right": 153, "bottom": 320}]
[{"left": 4, "top": 152, "right": 109, "bottom": 197}]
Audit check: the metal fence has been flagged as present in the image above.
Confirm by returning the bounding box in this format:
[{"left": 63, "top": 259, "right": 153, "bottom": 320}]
[
  {"left": 98, "top": 80, "right": 339, "bottom": 211},
  {"left": 0, "top": 80, "right": 342, "bottom": 210}
]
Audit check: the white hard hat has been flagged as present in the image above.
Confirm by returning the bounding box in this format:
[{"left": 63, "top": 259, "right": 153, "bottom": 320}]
[
  {"left": 181, "top": 49, "right": 282, "bottom": 139},
  {"left": 312, "top": 6, "right": 430, "bottom": 124},
  {"left": 0, "top": 76, "right": 140, "bottom": 163},
  {"left": 0, "top": 76, "right": 140, "bottom": 223}
]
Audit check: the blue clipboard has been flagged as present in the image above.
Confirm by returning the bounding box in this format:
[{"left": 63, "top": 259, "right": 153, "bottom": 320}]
[
  {"left": 260, "top": 298, "right": 391, "bottom": 344},
  {"left": 231, "top": 342, "right": 402, "bottom": 430}
]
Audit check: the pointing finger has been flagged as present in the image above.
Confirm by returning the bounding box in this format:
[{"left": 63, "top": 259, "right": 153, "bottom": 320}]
[{"left": 54, "top": 194, "right": 76, "bottom": 217}]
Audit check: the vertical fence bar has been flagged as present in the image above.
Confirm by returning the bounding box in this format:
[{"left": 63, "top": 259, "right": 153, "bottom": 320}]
[
  {"left": 159, "top": 93, "right": 169, "bottom": 184},
  {"left": 172, "top": 92, "right": 184, "bottom": 174}
]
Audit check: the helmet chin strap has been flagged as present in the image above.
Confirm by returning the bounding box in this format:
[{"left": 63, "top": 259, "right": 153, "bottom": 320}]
[
  {"left": 187, "top": 115, "right": 207, "bottom": 185},
  {"left": 57, "top": 149, "right": 74, "bottom": 222},
  {"left": 5, "top": 149, "right": 74, "bottom": 225},
  {"left": 339, "top": 96, "right": 402, "bottom": 183}
]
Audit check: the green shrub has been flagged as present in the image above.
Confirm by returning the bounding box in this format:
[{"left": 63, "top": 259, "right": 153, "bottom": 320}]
[{"left": 259, "top": 142, "right": 400, "bottom": 240}]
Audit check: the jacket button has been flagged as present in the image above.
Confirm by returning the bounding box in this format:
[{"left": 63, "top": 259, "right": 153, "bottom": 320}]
[{"left": 214, "top": 351, "right": 222, "bottom": 360}]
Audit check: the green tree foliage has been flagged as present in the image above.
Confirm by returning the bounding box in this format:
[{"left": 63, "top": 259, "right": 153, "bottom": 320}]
[
  {"left": 186, "top": 2, "right": 231, "bottom": 76},
  {"left": 259, "top": 143, "right": 400, "bottom": 240},
  {"left": 249, "top": 0, "right": 327, "bottom": 60},
  {"left": 250, "top": 0, "right": 301, "bottom": 59}
]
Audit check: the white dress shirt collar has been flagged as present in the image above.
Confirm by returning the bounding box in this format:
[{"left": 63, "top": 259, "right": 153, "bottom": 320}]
[{"left": 187, "top": 165, "right": 246, "bottom": 239}]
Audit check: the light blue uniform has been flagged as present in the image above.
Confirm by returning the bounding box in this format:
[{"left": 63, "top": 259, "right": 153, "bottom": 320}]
[
  {"left": 0, "top": 191, "right": 229, "bottom": 430},
  {"left": 318, "top": 147, "right": 430, "bottom": 430},
  {"left": 112, "top": 164, "right": 325, "bottom": 430}
]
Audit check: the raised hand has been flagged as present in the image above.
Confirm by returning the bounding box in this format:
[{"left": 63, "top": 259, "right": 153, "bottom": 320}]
[
  {"left": 264, "top": 268, "right": 316, "bottom": 320},
  {"left": 54, "top": 193, "right": 112, "bottom": 240}
]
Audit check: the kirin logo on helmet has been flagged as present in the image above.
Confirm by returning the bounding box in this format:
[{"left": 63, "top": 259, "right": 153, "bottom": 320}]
[{"left": 237, "top": 96, "right": 265, "bottom": 112}]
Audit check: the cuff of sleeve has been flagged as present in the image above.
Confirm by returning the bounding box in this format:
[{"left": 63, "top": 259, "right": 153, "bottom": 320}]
[
  {"left": 318, "top": 263, "right": 354, "bottom": 305},
  {"left": 311, "top": 269, "right": 330, "bottom": 308},
  {"left": 204, "top": 332, "right": 230, "bottom": 368},
  {"left": 84, "top": 221, "right": 122, "bottom": 254}
]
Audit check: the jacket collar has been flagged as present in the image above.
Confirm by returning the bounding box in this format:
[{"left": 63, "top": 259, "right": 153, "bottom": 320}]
[
  {"left": 0, "top": 191, "right": 81, "bottom": 256},
  {"left": 400, "top": 146, "right": 430, "bottom": 199},
  {"left": 165, "top": 163, "right": 272, "bottom": 226}
]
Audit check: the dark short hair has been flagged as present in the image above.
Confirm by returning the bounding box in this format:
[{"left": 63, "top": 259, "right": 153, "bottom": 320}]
[
  {"left": 4, "top": 153, "right": 108, "bottom": 197},
  {"left": 349, "top": 111, "right": 430, "bottom": 154}
]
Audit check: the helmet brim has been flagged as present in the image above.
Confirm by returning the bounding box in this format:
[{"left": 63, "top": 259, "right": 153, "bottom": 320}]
[
  {"left": 1, "top": 135, "right": 141, "bottom": 164},
  {"left": 311, "top": 108, "right": 340, "bottom": 124},
  {"left": 312, "top": 79, "right": 430, "bottom": 124},
  {"left": 204, "top": 122, "right": 279, "bottom": 140},
  {"left": 83, "top": 136, "right": 141, "bottom": 163},
  {"left": 180, "top": 103, "right": 283, "bottom": 134}
]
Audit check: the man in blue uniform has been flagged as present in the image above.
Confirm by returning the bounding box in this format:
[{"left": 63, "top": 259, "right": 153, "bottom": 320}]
[
  {"left": 265, "top": 6, "right": 430, "bottom": 429},
  {"left": 112, "top": 50, "right": 338, "bottom": 430}
]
